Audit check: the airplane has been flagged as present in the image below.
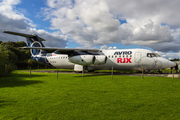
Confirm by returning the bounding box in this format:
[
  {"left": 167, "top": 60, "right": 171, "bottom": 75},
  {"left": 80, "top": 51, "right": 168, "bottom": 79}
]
[{"left": 3, "top": 31, "right": 175, "bottom": 72}]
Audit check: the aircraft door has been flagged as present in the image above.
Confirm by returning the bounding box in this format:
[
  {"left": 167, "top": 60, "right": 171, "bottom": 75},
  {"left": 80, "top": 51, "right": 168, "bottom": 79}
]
[{"left": 135, "top": 52, "right": 142, "bottom": 63}]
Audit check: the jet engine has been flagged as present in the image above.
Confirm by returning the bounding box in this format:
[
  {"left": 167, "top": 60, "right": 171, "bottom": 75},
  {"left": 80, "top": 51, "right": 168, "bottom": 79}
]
[
  {"left": 94, "top": 55, "right": 107, "bottom": 65},
  {"left": 68, "top": 55, "right": 95, "bottom": 65}
]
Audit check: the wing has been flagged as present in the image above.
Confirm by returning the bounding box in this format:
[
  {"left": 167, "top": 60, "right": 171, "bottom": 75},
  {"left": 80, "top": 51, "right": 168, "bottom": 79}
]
[{"left": 19, "top": 46, "right": 99, "bottom": 53}]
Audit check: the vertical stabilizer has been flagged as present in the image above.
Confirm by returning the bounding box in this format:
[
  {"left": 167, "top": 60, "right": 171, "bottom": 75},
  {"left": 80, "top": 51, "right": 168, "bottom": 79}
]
[{"left": 3, "top": 31, "right": 46, "bottom": 58}]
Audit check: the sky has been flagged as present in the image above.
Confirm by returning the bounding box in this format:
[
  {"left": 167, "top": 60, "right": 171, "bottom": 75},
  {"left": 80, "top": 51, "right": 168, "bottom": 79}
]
[{"left": 0, "top": 0, "right": 180, "bottom": 59}]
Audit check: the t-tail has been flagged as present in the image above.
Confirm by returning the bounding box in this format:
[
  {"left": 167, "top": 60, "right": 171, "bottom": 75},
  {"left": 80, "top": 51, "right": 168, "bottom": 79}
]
[{"left": 3, "top": 31, "right": 48, "bottom": 62}]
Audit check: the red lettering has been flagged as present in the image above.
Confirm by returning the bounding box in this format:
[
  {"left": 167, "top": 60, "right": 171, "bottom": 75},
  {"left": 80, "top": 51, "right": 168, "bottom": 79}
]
[
  {"left": 117, "top": 58, "right": 131, "bottom": 63},
  {"left": 123, "top": 58, "right": 126, "bottom": 63},
  {"left": 117, "top": 58, "right": 122, "bottom": 63},
  {"left": 126, "top": 58, "right": 131, "bottom": 63}
]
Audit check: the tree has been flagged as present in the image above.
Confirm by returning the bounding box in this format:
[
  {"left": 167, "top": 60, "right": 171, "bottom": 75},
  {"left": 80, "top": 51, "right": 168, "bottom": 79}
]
[
  {"left": 0, "top": 49, "right": 16, "bottom": 77},
  {"left": 28, "top": 59, "right": 34, "bottom": 67},
  {"left": 0, "top": 43, "right": 17, "bottom": 77},
  {"left": 0, "top": 41, "right": 46, "bottom": 76},
  {"left": 0, "top": 44, "right": 18, "bottom": 63},
  {"left": 16, "top": 41, "right": 27, "bottom": 47},
  {"left": 6, "top": 41, "right": 17, "bottom": 47},
  {"left": 0, "top": 41, "right": 30, "bottom": 63}
]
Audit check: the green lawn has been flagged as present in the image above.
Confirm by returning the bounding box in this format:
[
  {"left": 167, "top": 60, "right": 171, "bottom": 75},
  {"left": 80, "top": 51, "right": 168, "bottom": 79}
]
[{"left": 0, "top": 72, "right": 180, "bottom": 120}]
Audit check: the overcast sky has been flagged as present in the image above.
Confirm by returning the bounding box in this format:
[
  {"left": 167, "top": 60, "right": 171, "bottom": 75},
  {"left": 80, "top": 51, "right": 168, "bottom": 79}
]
[{"left": 0, "top": 0, "right": 180, "bottom": 59}]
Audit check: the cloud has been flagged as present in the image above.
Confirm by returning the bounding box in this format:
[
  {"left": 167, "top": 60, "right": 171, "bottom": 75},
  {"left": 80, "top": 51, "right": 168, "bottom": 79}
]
[
  {"left": 78, "top": 1, "right": 119, "bottom": 32},
  {"left": 41, "top": 0, "right": 180, "bottom": 52},
  {"left": 107, "top": 0, "right": 180, "bottom": 27},
  {"left": 0, "top": 0, "right": 67, "bottom": 47},
  {"left": 155, "top": 51, "right": 180, "bottom": 59},
  {"left": 1, "top": 0, "right": 180, "bottom": 57}
]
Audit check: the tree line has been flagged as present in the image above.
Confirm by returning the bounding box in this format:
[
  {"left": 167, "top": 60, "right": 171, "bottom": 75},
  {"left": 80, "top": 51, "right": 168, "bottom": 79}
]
[{"left": 0, "top": 41, "right": 52, "bottom": 77}]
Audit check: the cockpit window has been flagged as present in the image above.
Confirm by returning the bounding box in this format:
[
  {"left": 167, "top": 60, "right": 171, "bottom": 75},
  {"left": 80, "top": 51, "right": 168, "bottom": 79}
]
[{"left": 147, "top": 53, "right": 160, "bottom": 57}]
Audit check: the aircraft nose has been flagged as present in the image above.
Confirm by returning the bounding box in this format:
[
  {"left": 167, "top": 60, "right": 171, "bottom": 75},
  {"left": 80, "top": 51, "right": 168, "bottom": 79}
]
[
  {"left": 156, "top": 58, "right": 175, "bottom": 69},
  {"left": 166, "top": 60, "right": 175, "bottom": 68}
]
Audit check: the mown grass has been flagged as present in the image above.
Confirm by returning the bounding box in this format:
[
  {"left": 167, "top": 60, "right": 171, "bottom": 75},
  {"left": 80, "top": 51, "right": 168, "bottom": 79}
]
[{"left": 0, "top": 72, "right": 180, "bottom": 120}]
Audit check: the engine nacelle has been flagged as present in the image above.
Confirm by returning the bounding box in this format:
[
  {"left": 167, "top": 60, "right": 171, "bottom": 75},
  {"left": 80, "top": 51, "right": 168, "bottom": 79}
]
[
  {"left": 69, "top": 55, "right": 95, "bottom": 65},
  {"left": 94, "top": 55, "right": 107, "bottom": 65}
]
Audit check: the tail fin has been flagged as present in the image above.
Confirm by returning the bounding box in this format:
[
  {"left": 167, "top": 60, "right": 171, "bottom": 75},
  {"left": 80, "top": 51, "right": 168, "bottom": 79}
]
[{"left": 3, "top": 31, "right": 46, "bottom": 57}]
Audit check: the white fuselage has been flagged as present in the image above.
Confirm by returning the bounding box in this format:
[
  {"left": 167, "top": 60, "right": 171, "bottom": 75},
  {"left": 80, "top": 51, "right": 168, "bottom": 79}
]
[
  {"left": 45, "top": 49, "right": 175, "bottom": 71},
  {"left": 3, "top": 31, "right": 175, "bottom": 71}
]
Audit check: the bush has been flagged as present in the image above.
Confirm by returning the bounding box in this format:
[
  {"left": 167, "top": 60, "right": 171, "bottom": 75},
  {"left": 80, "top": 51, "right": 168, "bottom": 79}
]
[
  {"left": 0, "top": 63, "right": 16, "bottom": 77},
  {"left": 0, "top": 49, "right": 16, "bottom": 77}
]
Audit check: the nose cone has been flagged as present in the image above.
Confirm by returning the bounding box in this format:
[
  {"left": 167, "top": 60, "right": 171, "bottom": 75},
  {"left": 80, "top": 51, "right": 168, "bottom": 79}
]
[
  {"left": 167, "top": 61, "right": 176, "bottom": 68},
  {"left": 163, "top": 60, "right": 175, "bottom": 68},
  {"left": 156, "top": 58, "right": 175, "bottom": 69}
]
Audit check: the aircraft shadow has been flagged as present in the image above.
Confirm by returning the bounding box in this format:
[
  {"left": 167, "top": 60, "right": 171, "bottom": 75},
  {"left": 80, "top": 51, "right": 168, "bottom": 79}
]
[{"left": 0, "top": 74, "right": 44, "bottom": 88}]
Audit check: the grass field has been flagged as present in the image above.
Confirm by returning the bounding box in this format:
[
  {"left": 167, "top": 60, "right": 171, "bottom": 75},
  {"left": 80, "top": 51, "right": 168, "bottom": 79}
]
[{"left": 0, "top": 72, "right": 180, "bottom": 120}]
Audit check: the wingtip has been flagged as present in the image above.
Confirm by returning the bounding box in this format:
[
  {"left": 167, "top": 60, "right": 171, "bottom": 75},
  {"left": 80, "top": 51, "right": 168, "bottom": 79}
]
[
  {"left": 3, "top": 31, "right": 12, "bottom": 34},
  {"left": 19, "top": 46, "right": 29, "bottom": 49}
]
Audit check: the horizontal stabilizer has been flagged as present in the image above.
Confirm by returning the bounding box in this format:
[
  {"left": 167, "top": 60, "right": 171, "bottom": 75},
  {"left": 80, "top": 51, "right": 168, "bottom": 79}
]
[{"left": 3, "top": 31, "right": 46, "bottom": 41}]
